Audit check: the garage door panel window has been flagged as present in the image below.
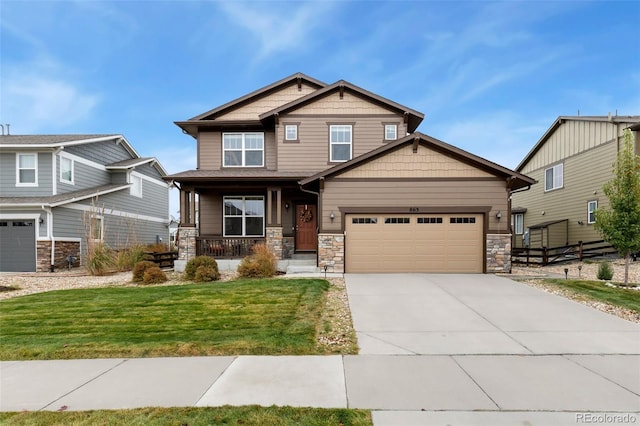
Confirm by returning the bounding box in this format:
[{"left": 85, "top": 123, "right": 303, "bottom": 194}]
[
  {"left": 450, "top": 217, "right": 476, "bottom": 224},
  {"left": 352, "top": 217, "right": 378, "bottom": 224},
  {"left": 417, "top": 217, "right": 443, "bottom": 224},
  {"left": 384, "top": 217, "right": 410, "bottom": 224}
]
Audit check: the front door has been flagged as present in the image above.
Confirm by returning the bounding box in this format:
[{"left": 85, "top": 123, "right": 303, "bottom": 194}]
[{"left": 295, "top": 204, "right": 317, "bottom": 251}]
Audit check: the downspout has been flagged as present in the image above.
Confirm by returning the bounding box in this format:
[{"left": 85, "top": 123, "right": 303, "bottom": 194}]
[
  {"left": 52, "top": 147, "right": 63, "bottom": 195},
  {"left": 42, "top": 205, "right": 54, "bottom": 271}
]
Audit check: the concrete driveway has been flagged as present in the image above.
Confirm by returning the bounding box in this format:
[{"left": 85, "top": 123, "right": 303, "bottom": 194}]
[{"left": 345, "top": 273, "right": 640, "bottom": 424}]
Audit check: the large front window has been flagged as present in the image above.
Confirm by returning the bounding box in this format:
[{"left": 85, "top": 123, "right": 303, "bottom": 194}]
[
  {"left": 544, "top": 163, "right": 563, "bottom": 191},
  {"left": 330, "top": 125, "right": 352, "bottom": 162},
  {"left": 223, "top": 196, "right": 265, "bottom": 237},
  {"left": 223, "top": 133, "right": 264, "bottom": 167}
]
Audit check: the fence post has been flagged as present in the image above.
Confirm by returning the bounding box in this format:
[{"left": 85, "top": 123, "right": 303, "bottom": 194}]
[
  {"left": 542, "top": 246, "right": 548, "bottom": 265},
  {"left": 578, "top": 241, "right": 583, "bottom": 261}
]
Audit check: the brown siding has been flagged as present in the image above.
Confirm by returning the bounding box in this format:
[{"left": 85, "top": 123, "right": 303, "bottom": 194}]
[
  {"left": 276, "top": 114, "right": 405, "bottom": 172},
  {"left": 321, "top": 179, "right": 508, "bottom": 233},
  {"left": 198, "top": 130, "right": 275, "bottom": 170},
  {"left": 294, "top": 91, "right": 395, "bottom": 115},
  {"left": 512, "top": 140, "right": 616, "bottom": 246},
  {"left": 199, "top": 192, "right": 222, "bottom": 235}
]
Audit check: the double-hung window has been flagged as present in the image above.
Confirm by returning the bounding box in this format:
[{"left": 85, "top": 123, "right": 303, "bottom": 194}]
[
  {"left": 587, "top": 200, "right": 597, "bottom": 224},
  {"left": 60, "top": 155, "right": 74, "bottom": 184},
  {"left": 16, "top": 153, "right": 37, "bottom": 186},
  {"left": 330, "top": 124, "right": 352, "bottom": 162},
  {"left": 544, "top": 163, "right": 563, "bottom": 191},
  {"left": 384, "top": 124, "right": 397, "bottom": 141},
  {"left": 223, "top": 196, "right": 265, "bottom": 237},
  {"left": 512, "top": 213, "right": 524, "bottom": 235},
  {"left": 223, "top": 133, "right": 264, "bottom": 167},
  {"left": 285, "top": 124, "right": 298, "bottom": 141}
]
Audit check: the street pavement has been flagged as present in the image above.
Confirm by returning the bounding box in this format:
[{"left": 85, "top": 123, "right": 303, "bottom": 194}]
[{"left": 1, "top": 274, "right": 639, "bottom": 425}]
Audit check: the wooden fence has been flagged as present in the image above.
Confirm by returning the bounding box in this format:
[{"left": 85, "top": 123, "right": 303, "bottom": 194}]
[
  {"left": 512, "top": 240, "right": 617, "bottom": 266},
  {"left": 144, "top": 251, "right": 178, "bottom": 269}
]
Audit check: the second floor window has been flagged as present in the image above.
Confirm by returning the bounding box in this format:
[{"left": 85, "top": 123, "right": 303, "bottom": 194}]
[
  {"left": 544, "top": 163, "right": 563, "bottom": 191},
  {"left": 285, "top": 125, "right": 298, "bottom": 141},
  {"left": 60, "top": 156, "right": 74, "bottom": 184},
  {"left": 384, "top": 124, "right": 398, "bottom": 141},
  {"left": 223, "top": 133, "right": 264, "bottom": 167},
  {"left": 330, "top": 124, "right": 352, "bottom": 162},
  {"left": 130, "top": 174, "right": 143, "bottom": 197},
  {"left": 17, "top": 153, "right": 37, "bottom": 186}
]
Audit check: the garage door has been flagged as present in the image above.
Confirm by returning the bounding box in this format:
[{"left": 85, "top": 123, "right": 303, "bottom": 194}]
[
  {"left": 345, "top": 214, "right": 483, "bottom": 273},
  {"left": 0, "top": 220, "right": 36, "bottom": 272}
]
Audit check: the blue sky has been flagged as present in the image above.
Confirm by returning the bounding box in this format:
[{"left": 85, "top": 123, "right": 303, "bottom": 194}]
[{"left": 2, "top": 0, "right": 639, "bottom": 217}]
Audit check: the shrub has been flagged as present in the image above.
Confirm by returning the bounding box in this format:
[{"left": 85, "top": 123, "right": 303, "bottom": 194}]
[
  {"left": 597, "top": 261, "right": 614, "bottom": 281},
  {"left": 146, "top": 242, "right": 169, "bottom": 253},
  {"left": 185, "top": 256, "right": 220, "bottom": 281},
  {"left": 194, "top": 265, "right": 218, "bottom": 282},
  {"left": 116, "top": 244, "right": 147, "bottom": 272},
  {"left": 132, "top": 260, "right": 157, "bottom": 282},
  {"left": 86, "top": 242, "right": 115, "bottom": 276},
  {"left": 237, "top": 244, "right": 277, "bottom": 278},
  {"left": 143, "top": 266, "right": 167, "bottom": 284}
]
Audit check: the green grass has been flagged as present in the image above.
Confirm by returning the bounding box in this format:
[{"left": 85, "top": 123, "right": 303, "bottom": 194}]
[
  {"left": 543, "top": 278, "right": 640, "bottom": 313},
  {"left": 0, "top": 406, "right": 372, "bottom": 426},
  {"left": 0, "top": 279, "right": 330, "bottom": 360}
]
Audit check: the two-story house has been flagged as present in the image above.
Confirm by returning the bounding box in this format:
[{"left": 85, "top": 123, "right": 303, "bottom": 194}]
[
  {"left": 0, "top": 134, "right": 170, "bottom": 272},
  {"left": 166, "top": 73, "right": 534, "bottom": 274},
  {"left": 511, "top": 115, "right": 640, "bottom": 250}
]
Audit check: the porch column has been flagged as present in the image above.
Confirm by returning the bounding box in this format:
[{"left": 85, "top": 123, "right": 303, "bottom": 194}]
[
  {"left": 179, "top": 188, "right": 196, "bottom": 226},
  {"left": 276, "top": 188, "right": 282, "bottom": 225},
  {"left": 266, "top": 188, "right": 273, "bottom": 225},
  {"left": 266, "top": 187, "right": 283, "bottom": 260}
]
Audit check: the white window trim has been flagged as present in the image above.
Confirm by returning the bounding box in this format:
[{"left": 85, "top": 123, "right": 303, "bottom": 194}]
[
  {"left": 16, "top": 152, "right": 38, "bottom": 187},
  {"left": 130, "top": 173, "right": 143, "bottom": 198},
  {"left": 587, "top": 200, "right": 598, "bottom": 224},
  {"left": 285, "top": 124, "right": 298, "bottom": 141},
  {"left": 329, "top": 124, "right": 353, "bottom": 163},
  {"left": 223, "top": 196, "right": 265, "bottom": 237},
  {"left": 89, "top": 215, "right": 104, "bottom": 241},
  {"left": 222, "top": 132, "right": 265, "bottom": 167},
  {"left": 544, "top": 163, "right": 563, "bottom": 192},
  {"left": 60, "top": 154, "right": 74, "bottom": 185},
  {"left": 384, "top": 124, "right": 398, "bottom": 141}
]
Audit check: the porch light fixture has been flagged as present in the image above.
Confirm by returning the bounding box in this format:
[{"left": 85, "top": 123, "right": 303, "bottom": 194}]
[
  {"left": 495, "top": 211, "right": 502, "bottom": 220},
  {"left": 329, "top": 211, "right": 335, "bottom": 221},
  {"left": 285, "top": 203, "right": 290, "bottom": 211}
]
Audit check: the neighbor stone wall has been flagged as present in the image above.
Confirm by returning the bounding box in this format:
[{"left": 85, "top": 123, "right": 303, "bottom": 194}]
[
  {"left": 486, "top": 233, "right": 511, "bottom": 273},
  {"left": 266, "top": 227, "right": 283, "bottom": 260},
  {"left": 36, "top": 240, "right": 81, "bottom": 272},
  {"left": 318, "top": 233, "right": 344, "bottom": 273}
]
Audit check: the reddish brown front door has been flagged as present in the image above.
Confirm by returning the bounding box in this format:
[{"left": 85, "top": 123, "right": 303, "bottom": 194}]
[{"left": 295, "top": 204, "right": 317, "bottom": 251}]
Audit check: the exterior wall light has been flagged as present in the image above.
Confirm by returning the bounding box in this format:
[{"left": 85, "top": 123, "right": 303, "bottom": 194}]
[
  {"left": 495, "top": 211, "right": 502, "bottom": 220},
  {"left": 329, "top": 211, "right": 335, "bottom": 221},
  {"left": 285, "top": 203, "right": 290, "bottom": 211}
]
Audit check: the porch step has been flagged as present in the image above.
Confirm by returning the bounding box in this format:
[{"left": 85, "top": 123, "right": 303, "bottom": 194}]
[{"left": 279, "top": 259, "right": 319, "bottom": 274}]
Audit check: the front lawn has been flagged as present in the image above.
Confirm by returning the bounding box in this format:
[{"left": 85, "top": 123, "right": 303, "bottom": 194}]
[
  {"left": 0, "top": 406, "right": 372, "bottom": 426},
  {"left": 542, "top": 278, "right": 640, "bottom": 313},
  {"left": 0, "top": 278, "right": 331, "bottom": 360}
]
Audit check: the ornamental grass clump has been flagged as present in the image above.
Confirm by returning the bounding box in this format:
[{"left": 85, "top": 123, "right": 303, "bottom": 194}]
[
  {"left": 86, "top": 242, "right": 115, "bottom": 276},
  {"left": 597, "top": 261, "right": 614, "bottom": 281},
  {"left": 184, "top": 256, "right": 220, "bottom": 282},
  {"left": 116, "top": 244, "right": 147, "bottom": 272},
  {"left": 237, "top": 244, "right": 277, "bottom": 278},
  {"left": 132, "top": 260, "right": 157, "bottom": 282}
]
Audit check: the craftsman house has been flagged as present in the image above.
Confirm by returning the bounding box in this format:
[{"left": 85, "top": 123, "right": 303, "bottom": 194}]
[
  {"left": 511, "top": 115, "right": 640, "bottom": 250},
  {"left": 0, "top": 134, "right": 170, "bottom": 272},
  {"left": 166, "top": 73, "right": 534, "bottom": 273}
]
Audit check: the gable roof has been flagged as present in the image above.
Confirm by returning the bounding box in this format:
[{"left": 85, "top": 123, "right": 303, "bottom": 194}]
[
  {"left": 0, "top": 134, "right": 167, "bottom": 177},
  {"left": 258, "top": 79, "right": 424, "bottom": 133},
  {"left": 300, "top": 132, "right": 535, "bottom": 191},
  {"left": 516, "top": 115, "right": 640, "bottom": 172}
]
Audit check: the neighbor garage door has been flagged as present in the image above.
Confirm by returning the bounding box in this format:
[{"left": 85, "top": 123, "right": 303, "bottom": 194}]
[
  {"left": 0, "top": 220, "right": 36, "bottom": 272},
  {"left": 345, "top": 214, "right": 483, "bottom": 273}
]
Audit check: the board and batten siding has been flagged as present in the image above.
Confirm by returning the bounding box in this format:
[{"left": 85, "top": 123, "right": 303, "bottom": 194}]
[
  {"left": 520, "top": 120, "right": 627, "bottom": 174},
  {"left": 0, "top": 152, "right": 52, "bottom": 197},
  {"left": 513, "top": 140, "right": 617, "bottom": 246},
  {"left": 198, "top": 130, "right": 276, "bottom": 171},
  {"left": 214, "top": 83, "right": 319, "bottom": 121},
  {"left": 321, "top": 179, "right": 507, "bottom": 234}
]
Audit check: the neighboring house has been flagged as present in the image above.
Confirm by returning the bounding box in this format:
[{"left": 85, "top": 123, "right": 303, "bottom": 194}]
[
  {"left": 511, "top": 115, "right": 640, "bottom": 250},
  {"left": 165, "top": 73, "right": 534, "bottom": 273},
  {"left": 0, "top": 134, "right": 170, "bottom": 272}
]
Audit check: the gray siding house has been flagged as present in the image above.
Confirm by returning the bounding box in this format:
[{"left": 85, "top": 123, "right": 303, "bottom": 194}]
[
  {"left": 511, "top": 115, "right": 640, "bottom": 250},
  {"left": 166, "top": 73, "right": 534, "bottom": 274},
  {"left": 0, "top": 134, "right": 170, "bottom": 272}
]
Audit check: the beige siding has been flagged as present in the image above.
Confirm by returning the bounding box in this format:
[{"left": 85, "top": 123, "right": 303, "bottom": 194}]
[
  {"left": 199, "top": 192, "right": 222, "bottom": 235},
  {"left": 198, "top": 130, "right": 276, "bottom": 170},
  {"left": 215, "top": 83, "right": 318, "bottom": 121},
  {"left": 521, "top": 120, "right": 625, "bottom": 173},
  {"left": 276, "top": 115, "right": 405, "bottom": 172},
  {"left": 512, "top": 140, "right": 616, "bottom": 246},
  {"left": 321, "top": 179, "right": 508, "bottom": 233},
  {"left": 294, "top": 91, "right": 395, "bottom": 115},
  {"left": 339, "top": 145, "right": 495, "bottom": 178}
]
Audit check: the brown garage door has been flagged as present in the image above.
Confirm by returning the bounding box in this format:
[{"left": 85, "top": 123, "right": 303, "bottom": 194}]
[{"left": 345, "top": 214, "right": 483, "bottom": 273}]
